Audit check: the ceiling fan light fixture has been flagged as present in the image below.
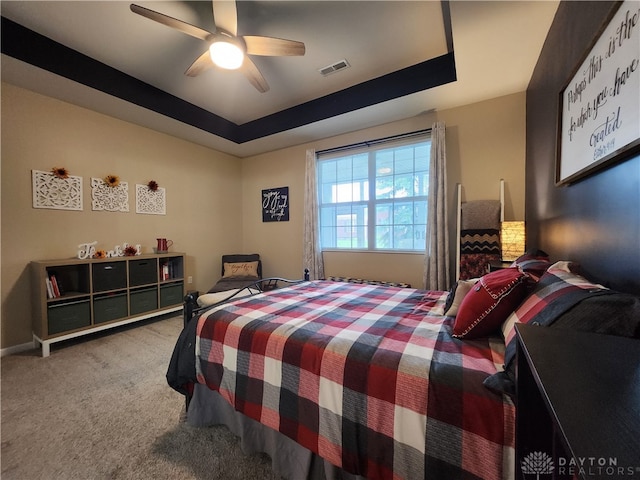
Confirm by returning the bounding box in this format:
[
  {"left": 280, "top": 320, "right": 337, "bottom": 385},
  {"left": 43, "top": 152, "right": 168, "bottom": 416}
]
[{"left": 209, "top": 39, "right": 244, "bottom": 70}]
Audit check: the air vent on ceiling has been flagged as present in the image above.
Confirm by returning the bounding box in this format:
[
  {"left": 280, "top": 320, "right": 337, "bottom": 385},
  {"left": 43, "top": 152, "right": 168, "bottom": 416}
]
[{"left": 318, "top": 59, "right": 351, "bottom": 76}]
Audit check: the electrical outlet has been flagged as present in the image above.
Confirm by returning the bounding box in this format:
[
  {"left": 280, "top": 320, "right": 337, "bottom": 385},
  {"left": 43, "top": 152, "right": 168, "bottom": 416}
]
[{"left": 187, "top": 276, "right": 193, "bottom": 284}]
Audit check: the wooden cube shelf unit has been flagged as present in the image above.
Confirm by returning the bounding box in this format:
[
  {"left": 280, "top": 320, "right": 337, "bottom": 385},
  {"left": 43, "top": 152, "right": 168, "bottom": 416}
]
[{"left": 31, "top": 253, "right": 185, "bottom": 357}]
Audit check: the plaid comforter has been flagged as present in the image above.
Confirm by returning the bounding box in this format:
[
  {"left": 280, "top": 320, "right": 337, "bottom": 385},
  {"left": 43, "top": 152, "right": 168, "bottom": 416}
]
[{"left": 195, "top": 281, "right": 515, "bottom": 480}]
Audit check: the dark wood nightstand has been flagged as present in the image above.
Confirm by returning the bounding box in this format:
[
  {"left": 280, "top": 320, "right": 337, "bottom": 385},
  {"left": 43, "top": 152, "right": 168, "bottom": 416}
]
[
  {"left": 488, "top": 260, "right": 513, "bottom": 272},
  {"left": 515, "top": 324, "right": 640, "bottom": 479}
]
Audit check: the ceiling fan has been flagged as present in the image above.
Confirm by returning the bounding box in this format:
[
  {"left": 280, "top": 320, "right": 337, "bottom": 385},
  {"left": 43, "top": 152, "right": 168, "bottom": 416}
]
[{"left": 130, "top": 2, "right": 306, "bottom": 93}]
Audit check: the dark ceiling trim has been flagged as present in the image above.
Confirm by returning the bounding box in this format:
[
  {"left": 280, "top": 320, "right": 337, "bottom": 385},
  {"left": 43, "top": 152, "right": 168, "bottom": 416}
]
[
  {"left": 236, "top": 53, "right": 456, "bottom": 142},
  {"left": 1, "top": 15, "right": 456, "bottom": 145},
  {"left": 1, "top": 17, "right": 238, "bottom": 141},
  {"left": 441, "top": 1, "right": 454, "bottom": 53}
]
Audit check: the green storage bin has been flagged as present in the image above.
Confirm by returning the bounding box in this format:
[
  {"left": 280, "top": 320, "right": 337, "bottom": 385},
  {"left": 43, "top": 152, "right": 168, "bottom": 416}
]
[
  {"left": 48, "top": 299, "right": 91, "bottom": 335},
  {"left": 93, "top": 292, "right": 128, "bottom": 323},
  {"left": 130, "top": 287, "right": 158, "bottom": 315},
  {"left": 160, "top": 282, "right": 183, "bottom": 308}
]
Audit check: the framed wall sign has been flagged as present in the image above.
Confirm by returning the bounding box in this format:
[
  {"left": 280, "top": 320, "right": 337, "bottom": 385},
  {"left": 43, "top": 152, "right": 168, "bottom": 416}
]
[
  {"left": 556, "top": 0, "right": 640, "bottom": 186},
  {"left": 262, "top": 186, "right": 289, "bottom": 222}
]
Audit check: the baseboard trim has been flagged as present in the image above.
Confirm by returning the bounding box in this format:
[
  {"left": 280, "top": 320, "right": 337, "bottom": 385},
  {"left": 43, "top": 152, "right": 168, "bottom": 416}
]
[{"left": 1, "top": 341, "right": 35, "bottom": 357}]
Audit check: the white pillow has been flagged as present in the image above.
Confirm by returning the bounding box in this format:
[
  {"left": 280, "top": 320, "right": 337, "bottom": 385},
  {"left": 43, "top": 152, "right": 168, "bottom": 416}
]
[{"left": 197, "top": 288, "right": 259, "bottom": 307}]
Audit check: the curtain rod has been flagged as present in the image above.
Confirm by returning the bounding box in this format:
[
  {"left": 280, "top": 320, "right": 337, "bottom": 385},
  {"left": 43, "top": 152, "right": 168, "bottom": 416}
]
[{"left": 316, "top": 128, "right": 431, "bottom": 156}]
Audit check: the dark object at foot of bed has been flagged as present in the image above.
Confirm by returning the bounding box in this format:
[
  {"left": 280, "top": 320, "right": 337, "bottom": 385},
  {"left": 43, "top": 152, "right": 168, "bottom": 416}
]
[{"left": 171, "top": 270, "right": 310, "bottom": 410}]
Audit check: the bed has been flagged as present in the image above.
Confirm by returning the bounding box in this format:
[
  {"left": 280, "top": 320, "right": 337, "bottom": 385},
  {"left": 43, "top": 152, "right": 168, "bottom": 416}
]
[{"left": 167, "top": 258, "right": 640, "bottom": 480}]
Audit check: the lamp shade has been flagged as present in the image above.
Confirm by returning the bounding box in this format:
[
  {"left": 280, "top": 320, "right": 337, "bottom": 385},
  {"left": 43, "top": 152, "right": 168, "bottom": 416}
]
[{"left": 501, "top": 221, "right": 525, "bottom": 261}]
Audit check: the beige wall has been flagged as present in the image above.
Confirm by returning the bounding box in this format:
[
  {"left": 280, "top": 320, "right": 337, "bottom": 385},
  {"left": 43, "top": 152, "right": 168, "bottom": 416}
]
[
  {"left": 1, "top": 83, "right": 242, "bottom": 349},
  {"left": 241, "top": 92, "right": 526, "bottom": 289},
  {"left": 438, "top": 92, "right": 526, "bottom": 221},
  {"left": 1, "top": 84, "right": 525, "bottom": 350}
]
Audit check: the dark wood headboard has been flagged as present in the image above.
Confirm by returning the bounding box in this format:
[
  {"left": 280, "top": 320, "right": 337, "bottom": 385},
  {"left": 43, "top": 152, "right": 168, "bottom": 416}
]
[{"left": 526, "top": 1, "right": 640, "bottom": 295}]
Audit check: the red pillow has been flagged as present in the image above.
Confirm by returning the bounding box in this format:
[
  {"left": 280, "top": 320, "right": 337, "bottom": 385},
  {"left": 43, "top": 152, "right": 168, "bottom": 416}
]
[{"left": 453, "top": 268, "right": 531, "bottom": 339}]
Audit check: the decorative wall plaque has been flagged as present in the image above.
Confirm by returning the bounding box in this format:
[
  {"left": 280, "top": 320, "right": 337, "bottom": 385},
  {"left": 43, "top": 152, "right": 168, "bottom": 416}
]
[
  {"left": 91, "top": 178, "right": 129, "bottom": 212},
  {"left": 262, "top": 186, "right": 289, "bottom": 222},
  {"left": 136, "top": 184, "right": 166, "bottom": 215},
  {"left": 32, "top": 170, "right": 83, "bottom": 211}
]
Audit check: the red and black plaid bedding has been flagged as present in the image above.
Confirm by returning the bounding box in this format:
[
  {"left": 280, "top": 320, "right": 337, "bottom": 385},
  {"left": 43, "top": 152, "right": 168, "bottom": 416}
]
[{"left": 195, "top": 280, "right": 515, "bottom": 480}]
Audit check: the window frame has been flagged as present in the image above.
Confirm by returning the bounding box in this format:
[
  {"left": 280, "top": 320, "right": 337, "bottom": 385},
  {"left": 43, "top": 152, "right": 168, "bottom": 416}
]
[{"left": 316, "top": 131, "right": 431, "bottom": 253}]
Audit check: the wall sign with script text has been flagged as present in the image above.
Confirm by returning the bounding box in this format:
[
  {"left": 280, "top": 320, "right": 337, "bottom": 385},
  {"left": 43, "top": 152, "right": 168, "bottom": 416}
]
[
  {"left": 557, "top": 0, "right": 640, "bottom": 185},
  {"left": 262, "top": 186, "right": 289, "bottom": 222}
]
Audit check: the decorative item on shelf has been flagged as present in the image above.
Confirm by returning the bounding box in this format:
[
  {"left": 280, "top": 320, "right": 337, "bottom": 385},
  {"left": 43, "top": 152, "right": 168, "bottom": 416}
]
[
  {"left": 32, "top": 169, "right": 83, "bottom": 211},
  {"left": 77, "top": 241, "right": 98, "bottom": 259},
  {"left": 501, "top": 221, "right": 526, "bottom": 261},
  {"left": 109, "top": 242, "right": 142, "bottom": 257},
  {"left": 156, "top": 238, "right": 173, "bottom": 253},
  {"left": 77, "top": 241, "right": 141, "bottom": 259},
  {"left": 91, "top": 177, "right": 129, "bottom": 212},
  {"left": 136, "top": 183, "right": 166, "bottom": 215}
]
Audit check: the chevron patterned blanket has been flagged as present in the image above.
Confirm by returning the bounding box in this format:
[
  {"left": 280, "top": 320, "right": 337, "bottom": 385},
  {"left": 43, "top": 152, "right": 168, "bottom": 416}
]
[
  {"left": 460, "top": 228, "right": 502, "bottom": 279},
  {"left": 195, "top": 280, "right": 514, "bottom": 480}
]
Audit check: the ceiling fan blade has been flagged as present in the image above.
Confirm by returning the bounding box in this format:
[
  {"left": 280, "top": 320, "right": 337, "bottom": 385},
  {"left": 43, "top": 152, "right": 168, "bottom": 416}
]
[
  {"left": 239, "top": 57, "right": 270, "bottom": 93},
  {"left": 243, "top": 36, "right": 306, "bottom": 56},
  {"left": 212, "top": 0, "right": 238, "bottom": 36},
  {"left": 185, "top": 50, "right": 214, "bottom": 77},
  {"left": 130, "top": 4, "right": 214, "bottom": 42}
]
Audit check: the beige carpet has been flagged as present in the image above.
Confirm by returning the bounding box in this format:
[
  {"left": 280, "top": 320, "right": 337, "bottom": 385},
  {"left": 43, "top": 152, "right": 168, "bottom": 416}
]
[{"left": 1, "top": 315, "right": 280, "bottom": 480}]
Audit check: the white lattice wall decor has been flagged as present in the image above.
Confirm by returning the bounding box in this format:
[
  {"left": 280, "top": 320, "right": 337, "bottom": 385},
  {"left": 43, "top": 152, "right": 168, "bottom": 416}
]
[
  {"left": 91, "top": 178, "right": 129, "bottom": 212},
  {"left": 136, "top": 184, "right": 166, "bottom": 215},
  {"left": 32, "top": 170, "right": 83, "bottom": 211}
]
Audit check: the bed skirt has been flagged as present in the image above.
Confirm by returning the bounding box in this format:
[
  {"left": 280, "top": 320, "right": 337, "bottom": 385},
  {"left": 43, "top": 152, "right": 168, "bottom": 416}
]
[{"left": 187, "top": 384, "right": 366, "bottom": 480}]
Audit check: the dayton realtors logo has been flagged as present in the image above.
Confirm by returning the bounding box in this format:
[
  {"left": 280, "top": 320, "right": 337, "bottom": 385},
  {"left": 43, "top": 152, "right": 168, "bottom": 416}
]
[
  {"left": 521, "top": 451, "right": 640, "bottom": 478},
  {"left": 521, "top": 451, "right": 554, "bottom": 479}
]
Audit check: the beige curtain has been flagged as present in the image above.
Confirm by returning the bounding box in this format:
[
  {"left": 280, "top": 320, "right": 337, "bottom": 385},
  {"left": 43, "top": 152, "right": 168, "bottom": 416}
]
[
  {"left": 303, "top": 149, "right": 325, "bottom": 280},
  {"left": 423, "top": 122, "right": 450, "bottom": 290}
]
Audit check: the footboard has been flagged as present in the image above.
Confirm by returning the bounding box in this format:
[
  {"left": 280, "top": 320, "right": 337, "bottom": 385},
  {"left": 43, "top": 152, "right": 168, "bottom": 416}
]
[{"left": 183, "top": 270, "right": 309, "bottom": 327}]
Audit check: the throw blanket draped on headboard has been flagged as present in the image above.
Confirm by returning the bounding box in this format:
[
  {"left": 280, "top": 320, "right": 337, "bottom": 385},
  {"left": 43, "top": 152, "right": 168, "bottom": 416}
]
[{"left": 459, "top": 200, "right": 501, "bottom": 280}]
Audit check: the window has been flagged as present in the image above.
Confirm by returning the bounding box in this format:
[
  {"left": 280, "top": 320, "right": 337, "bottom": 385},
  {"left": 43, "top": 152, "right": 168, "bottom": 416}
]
[{"left": 318, "top": 132, "right": 430, "bottom": 251}]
